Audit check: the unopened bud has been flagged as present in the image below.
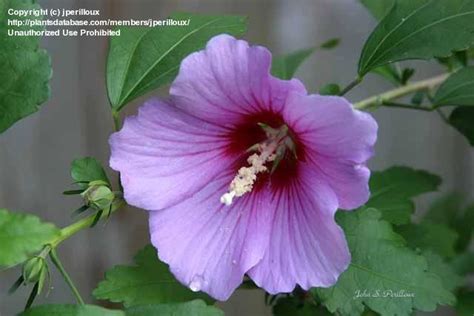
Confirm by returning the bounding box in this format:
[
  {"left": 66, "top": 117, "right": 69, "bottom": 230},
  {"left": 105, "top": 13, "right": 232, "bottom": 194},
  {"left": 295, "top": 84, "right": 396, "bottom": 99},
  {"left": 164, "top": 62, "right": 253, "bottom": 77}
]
[
  {"left": 81, "top": 180, "right": 114, "bottom": 211},
  {"left": 22, "top": 257, "right": 46, "bottom": 284}
]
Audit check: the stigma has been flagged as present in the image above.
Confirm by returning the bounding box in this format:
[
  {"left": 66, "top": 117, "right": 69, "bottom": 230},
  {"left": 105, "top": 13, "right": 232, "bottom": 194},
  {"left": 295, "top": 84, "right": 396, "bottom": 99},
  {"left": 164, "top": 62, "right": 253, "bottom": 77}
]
[{"left": 220, "top": 124, "right": 295, "bottom": 206}]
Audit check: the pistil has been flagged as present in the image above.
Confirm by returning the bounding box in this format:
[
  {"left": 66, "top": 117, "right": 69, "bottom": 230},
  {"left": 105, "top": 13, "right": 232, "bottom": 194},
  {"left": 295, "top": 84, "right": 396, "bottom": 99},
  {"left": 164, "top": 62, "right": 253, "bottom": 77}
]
[{"left": 220, "top": 124, "right": 293, "bottom": 206}]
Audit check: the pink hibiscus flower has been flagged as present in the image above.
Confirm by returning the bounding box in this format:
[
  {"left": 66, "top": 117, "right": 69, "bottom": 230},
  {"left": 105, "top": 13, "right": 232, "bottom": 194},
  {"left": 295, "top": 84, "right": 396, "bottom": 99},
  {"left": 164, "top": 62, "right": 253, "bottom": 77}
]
[{"left": 109, "top": 34, "right": 377, "bottom": 300}]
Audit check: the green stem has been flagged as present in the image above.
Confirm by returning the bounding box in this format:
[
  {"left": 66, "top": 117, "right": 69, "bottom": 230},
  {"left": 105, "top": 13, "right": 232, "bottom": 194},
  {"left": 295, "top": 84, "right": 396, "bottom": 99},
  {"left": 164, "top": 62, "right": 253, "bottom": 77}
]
[
  {"left": 112, "top": 111, "right": 121, "bottom": 131},
  {"left": 354, "top": 73, "right": 449, "bottom": 110},
  {"left": 339, "top": 76, "right": 363, "bottom": 96},
  {"left": 50, "top": 215, "right": 94, "bottom": 248},
  {"left": 50, "top": 200, "right": 123, "bottom": 248},
  {"left": 382, "top": 101, "right": 433, "bottom": 111},
  {"left": 49, "top": 248, "right": 85, "bottom": 305}
]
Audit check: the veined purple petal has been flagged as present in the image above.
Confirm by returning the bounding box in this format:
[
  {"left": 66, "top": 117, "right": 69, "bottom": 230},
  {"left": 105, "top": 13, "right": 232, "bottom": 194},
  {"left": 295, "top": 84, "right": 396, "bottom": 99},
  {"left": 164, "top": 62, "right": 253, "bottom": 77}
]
[
  {"left": 247, "top": 165, "right": 350, "bottom": 293},
  {"left": 149, "top": 173, "right": 275, "bottom": 301},
  {"left": 109, "top": 99, "right": 235, "bottom": 210},
  {"left": 282, "top": 93, "right": 378, "bottom": 210},
  {"left": 170, "top": 34, "right": 306, "bottom": 126}
]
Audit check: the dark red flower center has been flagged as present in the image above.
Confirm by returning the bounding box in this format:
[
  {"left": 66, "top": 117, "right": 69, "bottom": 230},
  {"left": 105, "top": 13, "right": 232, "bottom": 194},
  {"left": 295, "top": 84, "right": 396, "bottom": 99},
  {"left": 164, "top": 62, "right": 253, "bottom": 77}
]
[{"left": 226, "top": 111, "right": 305, "bottom": 192}]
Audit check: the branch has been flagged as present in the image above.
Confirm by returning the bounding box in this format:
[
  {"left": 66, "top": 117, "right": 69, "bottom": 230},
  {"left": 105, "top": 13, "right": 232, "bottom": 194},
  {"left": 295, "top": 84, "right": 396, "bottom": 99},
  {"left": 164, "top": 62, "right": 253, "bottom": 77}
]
[
  {"left": 49, "top": 199, "right": 124, "bottom": 249},
  {"left": 339, "top": 76, "right": 363, "bottom": 96},
  {"left": 381, "top": 101, "right": 433, "bottom": 111},
  {"left": 354, "top": 73, "right": 449, "bottom": 110}
]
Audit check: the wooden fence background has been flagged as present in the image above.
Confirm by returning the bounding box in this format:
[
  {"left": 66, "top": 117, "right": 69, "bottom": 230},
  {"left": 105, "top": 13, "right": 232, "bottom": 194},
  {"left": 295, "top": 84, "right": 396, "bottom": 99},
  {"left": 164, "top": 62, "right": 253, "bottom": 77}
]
[{"left": 1, "top": 0, "right": 472, "bottom": 315}]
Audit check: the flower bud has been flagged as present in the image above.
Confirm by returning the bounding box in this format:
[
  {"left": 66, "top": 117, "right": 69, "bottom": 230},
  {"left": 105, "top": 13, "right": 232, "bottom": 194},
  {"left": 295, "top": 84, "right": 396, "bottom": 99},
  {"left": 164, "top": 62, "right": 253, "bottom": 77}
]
[
  {"left": 81, "top": 180, "right": 114, "bottom": 211},
  {"left": 22, "top": 257, "right": 46, "bottom": 284}
]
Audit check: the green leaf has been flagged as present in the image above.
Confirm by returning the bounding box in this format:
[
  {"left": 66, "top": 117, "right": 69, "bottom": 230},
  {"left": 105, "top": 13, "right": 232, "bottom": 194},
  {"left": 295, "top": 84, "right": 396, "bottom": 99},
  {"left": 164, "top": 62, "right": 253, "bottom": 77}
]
[
  {"left": 360, "top": 0, "right": 395, "bottom": 20},
  {"left": 400, "top": 68, "right": 415, "bottom": 84},
  {"left": 273, "top": 296, "right": 331, "bottom": 316},
  {"left": 358, "top": 1, "right": 413, "bottom": 88},
  {"left": 449, "top": 106, "right": 474, "bottom": 145},
  {"left": 19, "top": 301, "right": 223, "bottom": 316},
  {"left": 468, "top": 47, "right": 474, "bottom": 59},
  {"left": 434, "top": 67, "right": 474, "bottom": 107},
  {"left": 320, "top": 38, "right": 340, "bottom": 49},
  {"left": 453, "top": 205, "right": 474, "bottom": 252},
  {"left": 411, "top": 91, "right": 425, "bottom": 105},
  {"left": 126, "top": 300, "right": 223, "bottom": 316},
  {"left": 93, "top": 245, "right": 212, "bottom": 307},
  {"left": 451, "top": 252, "right": 474, "bottom": 275},
  {"left": 358, "top": 0, "right": 474, "bottom": 76},
  {"left": 422, "top": 251, "right": 463, "bottom": 291},
  {"left": 107, "top": 13, "right": 247, "bottom": 110},
  {"left": 319, "top": 83, "right": 341, "bottom": 96},
  {"left": 0, "top": 209, "right": 59, "bottom": 268},
  {"left": 314, "top": 208, "right": 455, "bottom": 316},
  {"left": 271, "top": 38, "right": 339, "bottom": 80},
  {"left": 20, "top": 304, "right": 123, "bottom": 316},
  {"left": 271, "top": 47, "right": 315, "bottom": 80},
  {"left": 0, "top": 0, "right": 52, "bottom": 133},
  {"left": 424, "top": 194, "right": 474, "bottom": 252},
  {"left": 456, "top": 290, "right": 474, "bottom": 316},
  {"left": 359, "top": 0, "right": 416, "bottom": 89},
  {"left": 372, "top": 64, "right": 402, "bottom": 85},
  {"left": 364, "top": 166, "right": 441, "bottom": 225},
  {"left": 437, "top": 50, "right": 468, "bottom": 71},
  {"left": 424, "top": 193, "right": 463, "bottom": 224},
  {"left": 71, "top": 157, "right": 110, "bottom": 188},
  {"left": 396, "top": 222, "right": 458, "bottom": 258},
  {"left": 371, "top": 64, "right": 415, "bottom": 86}
]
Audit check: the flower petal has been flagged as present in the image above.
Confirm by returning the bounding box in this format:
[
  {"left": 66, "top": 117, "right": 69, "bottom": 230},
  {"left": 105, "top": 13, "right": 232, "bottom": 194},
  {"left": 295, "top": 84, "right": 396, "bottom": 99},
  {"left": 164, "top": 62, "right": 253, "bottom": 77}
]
[
  {"left": 283, "top": 93, "right": 378, "bottom": 209},
  {"left": 247, "top": 165, "right": 350, "bottom": 293},
  {"left": 149, "top": 173, "right": 275, "bottom": 301},
  {"left": 109, "top": 98, "right": 234, "bottom": 210},
  {"left": 170, "top": 34, "right": 305, "bottom": 125}
]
